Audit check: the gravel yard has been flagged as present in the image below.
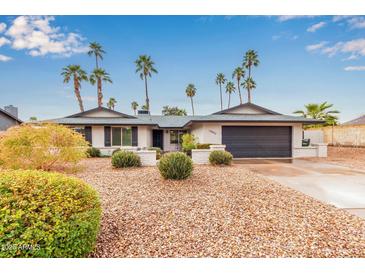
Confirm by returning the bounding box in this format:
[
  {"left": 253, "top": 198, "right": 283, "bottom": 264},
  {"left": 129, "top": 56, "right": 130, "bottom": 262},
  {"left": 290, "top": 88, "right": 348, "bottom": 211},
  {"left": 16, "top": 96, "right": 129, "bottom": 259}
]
[{"left": 76, "top": 158, "right": 365, "bottom": 258}]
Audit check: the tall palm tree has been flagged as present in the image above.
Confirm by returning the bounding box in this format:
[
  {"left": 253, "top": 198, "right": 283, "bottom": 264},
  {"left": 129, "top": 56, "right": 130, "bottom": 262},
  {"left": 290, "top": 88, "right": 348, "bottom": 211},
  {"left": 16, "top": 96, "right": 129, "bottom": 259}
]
[
  {"left": 293, "top": 102, "right": 340, "bottom": 125},
  {"left": 215, "top": 73, "right": 226, "bottom": 110},
  {"left": 89, "top": 68, "right": 112, "bottom": 108},
  {"left": 243, "top": 50, "right": 259, "bottom": 102},
  {"left": 232, "top": 67, "right": 245, "bottom": 104},
  {"left": 88, "top": 42, "right": 105, "bottom": 69},
  {"left": 185, "top": 84, "right": 197, "bottom": 116},
  {"left": 135, "top": 55, "right": 158, "bottom": 112},
  {"left": 107, "top": 97, "right": 117, "bottom": 110},
  {"left": 225, "top": 81, "right": 236, "bottom": 108},
  {"left": 241, "top": 77, "right": 256, "bottom": 103},
  {"left": 131, "top": 101, "right": 139, "bottom": 115},
  {"left": 61, "top": 65, "right": 88, "bottom": 112}
]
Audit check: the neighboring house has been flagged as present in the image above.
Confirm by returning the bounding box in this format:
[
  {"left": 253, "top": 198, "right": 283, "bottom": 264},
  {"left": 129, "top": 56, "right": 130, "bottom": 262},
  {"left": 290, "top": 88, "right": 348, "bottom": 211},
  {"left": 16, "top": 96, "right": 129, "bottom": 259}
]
[
  {"left": 48, "top": 102, "right": 324, "bottom": 158},
  {"left": 342, "top": 115, "right": 365, "bottom": 125},
  {"left": 0, "top": 105, "right": 22, "bottom": 131}
]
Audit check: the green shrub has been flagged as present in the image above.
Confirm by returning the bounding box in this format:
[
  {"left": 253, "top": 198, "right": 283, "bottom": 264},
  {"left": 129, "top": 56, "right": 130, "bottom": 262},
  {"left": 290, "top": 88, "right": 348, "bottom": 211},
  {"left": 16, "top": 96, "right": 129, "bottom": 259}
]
[
  {"left": 158, "top": 152, "right": 193, "bottom": 180},
  {"left": 196, "top": 143, "right": 212, "bottom": 149},
  {"left": 112, "top": 148, "right": 121, "bottom": 155},
  {"left": 111, "top": 151, "right": 141, "bottom": 168},
  {"left": 209, "top": 150, "right": 233, "bottom": 165},
  {"left": 181, "top": 133, "right": 197, "bottom": 155},
  {"left": 148, "top": 147, "right": 162, "bottom": 160},
  {"left": 86, "top": 147, "right": 101, "bottom": 158},
  {"left": 0, "top": 124, "right": 88, "bottom": 171},
  {"left": 0, "top": 170, "right": 101, "bottom": 258}
]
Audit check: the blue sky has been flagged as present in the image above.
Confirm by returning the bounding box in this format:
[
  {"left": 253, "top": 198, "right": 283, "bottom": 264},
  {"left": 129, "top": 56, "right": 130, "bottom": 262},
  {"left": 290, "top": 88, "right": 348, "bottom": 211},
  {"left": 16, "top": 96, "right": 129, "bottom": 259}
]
[{"left": 0, "top": 15, "right": 365, "bottom": 122}]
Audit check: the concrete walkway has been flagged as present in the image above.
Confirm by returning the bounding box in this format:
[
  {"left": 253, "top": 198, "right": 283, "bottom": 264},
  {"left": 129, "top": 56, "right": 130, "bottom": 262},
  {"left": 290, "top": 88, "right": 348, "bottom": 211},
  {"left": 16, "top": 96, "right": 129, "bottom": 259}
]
[{"left": 237, "top": 159, "right": 365, "bottom": 219}]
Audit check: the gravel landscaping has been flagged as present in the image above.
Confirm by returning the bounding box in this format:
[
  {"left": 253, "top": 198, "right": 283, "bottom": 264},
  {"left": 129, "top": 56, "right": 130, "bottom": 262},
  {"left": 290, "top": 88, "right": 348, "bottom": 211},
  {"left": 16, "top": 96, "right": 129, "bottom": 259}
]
[{"left": 76, "top": 158, "right": 365, "bottom": 258}]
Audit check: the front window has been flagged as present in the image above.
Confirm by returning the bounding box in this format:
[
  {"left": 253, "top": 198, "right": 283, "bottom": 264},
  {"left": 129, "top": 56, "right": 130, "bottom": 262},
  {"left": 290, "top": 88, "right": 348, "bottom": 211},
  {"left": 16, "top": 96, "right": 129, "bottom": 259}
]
[
  {"left": 170, "top": 130, "right": 187, "bottom": 144},
  {"left": 112, "top": 127, "right": 121, "bottom": 146},
  {"left": 122, "top": 128, "right": 132, "bottom": 146}
]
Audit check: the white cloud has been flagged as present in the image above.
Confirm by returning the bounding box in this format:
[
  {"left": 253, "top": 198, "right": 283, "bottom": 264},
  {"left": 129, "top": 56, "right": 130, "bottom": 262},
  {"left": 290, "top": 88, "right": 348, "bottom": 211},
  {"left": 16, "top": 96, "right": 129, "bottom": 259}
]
[
  {"left": 4, "top": 16, "right": 87, "bottom": 57},
  {"left": 277, "top": 15, "right": 314, "bottom": 22},
  {"left": 347, "top": 17, "right": 365, "bottom": 29},
  {"left": 0, "top": 37, "right": 10, "bottom": 47},
  {"left": 344, "top": 66, "right": 365, "bottom": 71},
  {"left": 306, "top": 41, "right": 327, "bottom": 52},
  {"left": 332, "top": 16, "right": 351, "bottom": 22},
  {"left": 0, "top": 54, "right": 12, "bottom": 62},
  {"left": 307, "top": 21, "right": 326, "bottom": 32},
  {"left": 0, "top": 23, "right": 6, "bottom": 33}
]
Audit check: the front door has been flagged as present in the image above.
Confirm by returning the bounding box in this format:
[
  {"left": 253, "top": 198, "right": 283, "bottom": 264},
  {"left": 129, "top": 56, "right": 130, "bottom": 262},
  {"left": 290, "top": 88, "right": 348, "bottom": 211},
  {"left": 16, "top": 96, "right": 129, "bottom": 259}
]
[{"left": 152, "top": 130, "right": 164, "bottom": 150}]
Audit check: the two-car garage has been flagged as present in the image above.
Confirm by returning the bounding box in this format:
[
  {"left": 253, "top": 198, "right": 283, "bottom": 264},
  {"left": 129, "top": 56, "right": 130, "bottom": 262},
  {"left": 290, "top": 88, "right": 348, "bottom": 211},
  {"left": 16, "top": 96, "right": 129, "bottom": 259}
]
[{"left": 222, "top": 126, "right": 292, "bottom": 158}]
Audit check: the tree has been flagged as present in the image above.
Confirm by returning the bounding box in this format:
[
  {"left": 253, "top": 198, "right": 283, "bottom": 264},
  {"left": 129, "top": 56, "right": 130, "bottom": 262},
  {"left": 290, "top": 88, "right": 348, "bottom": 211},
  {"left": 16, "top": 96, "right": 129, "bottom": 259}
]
[
  {"left": 241, "top": 77, "right": 256, "bottom": 103},
  {"left": 232, "top": 67, "right": 245, "bottom": 104},
  {"left": 107, "top": 97, "right": 117, "bottom": 110},
  {"left": 162, "top": 106, "right": 187, "bottom": 116},
  {"left": 89, "top": 68, "right": 112, "bottom": 108},
  {"left": 225, "top": 81, "right": 235, "bottom": 108},
  {"left": 29, "top": 117, "right": 37, "bottom": 121},
  {"left": 293, "top": 102, "right": 340, "bottom": 126},
  {"left": 131, "top": 101, "right": 139, "bottom": 115},
  {"left": 185, "top": 84, "right": 197, "bottom": 116},
  {"left": 88, "top": 42, "right": 105, "bottom": 69},
  {"left": 141, "top": 104, "right": 148, "bottom": 110},
  {"left": 135, "top": 55, "right": 158, "bottom": 111},
  {"left": 215, "top": 73, "right": 226, "bottom": 110},
  {"left": 243, "top": 50, "right": 259, "bottom": 102},
  {"left": 61, "top": 65, "right": 88, "bottom": 112}
]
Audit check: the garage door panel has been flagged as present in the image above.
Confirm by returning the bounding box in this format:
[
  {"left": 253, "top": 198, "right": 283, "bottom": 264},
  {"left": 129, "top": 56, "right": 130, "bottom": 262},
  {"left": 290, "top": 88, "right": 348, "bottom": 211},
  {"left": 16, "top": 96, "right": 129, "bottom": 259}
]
[{"left": 222, "top": 126, "right": 292, "bottom": 158}]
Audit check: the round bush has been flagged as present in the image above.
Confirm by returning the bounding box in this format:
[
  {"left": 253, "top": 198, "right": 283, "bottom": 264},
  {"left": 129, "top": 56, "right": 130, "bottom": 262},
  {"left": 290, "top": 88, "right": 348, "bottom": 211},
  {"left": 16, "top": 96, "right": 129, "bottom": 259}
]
[
  {"left": 111, "top": 151, "right": 141, "bottom": 168},
  {"left": 209, "top": 150, "right": 233, "bottom": 165},
  {"left": 0, "top": 170, "right": 101, "bottom": 258},
  {"left": 196, "top": 143, "right": 212, "bottom": 149},
  {"left": 86, "top": 147, "right": 101, "bottom": 158},
  {"left": 158, "top": 152, "right": 193, "bottom": 180},
  {"left": 112, "top": 148, "right": 121, "bottom": 155}
]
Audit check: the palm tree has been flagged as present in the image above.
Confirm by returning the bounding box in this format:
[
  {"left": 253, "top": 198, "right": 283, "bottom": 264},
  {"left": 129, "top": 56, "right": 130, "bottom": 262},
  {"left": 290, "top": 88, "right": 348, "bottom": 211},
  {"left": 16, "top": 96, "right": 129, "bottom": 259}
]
[
  {"left": 61, "top": 65, "right": 88, "bottom": 112},
  {"left": 107, "top": 97, "right": 117, "bottom": 110},
  {"left": 225, "top": 81, "right": 236, "bottom": 108},
  {"left": 131, "top": 101, "right": 139, "bottom": 115},
  {"left": 232, "top": 67, "right": 245, "bottom": 104},
  {"left": 89, "top": 68, "right": 112, "bottom": 108},
  {"left": 215, "top": 73, "right": 226, "bottom": 110},
  {"left": 241, "top": 77, "right": 256, "bottom": 103},
  {"left": 88, "top": 42, "right": 105, "bottom": 69},
  {"left": 293, "top": 102, "right": 340, "bottom": 126},
  {"left": 185, "top": 84, "right": 197, "bottom": 116},
  {"left": 135, "top": 55, "right": 158, "bottom": 111},
  {"left": 243, "top": 50, "right": 259, "bottom": 102}
]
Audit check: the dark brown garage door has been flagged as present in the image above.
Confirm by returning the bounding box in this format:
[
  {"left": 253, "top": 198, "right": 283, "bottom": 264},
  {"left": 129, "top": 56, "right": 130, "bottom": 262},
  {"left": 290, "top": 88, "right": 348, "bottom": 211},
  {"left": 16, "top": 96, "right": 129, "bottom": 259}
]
[{"left": 222, "top": 126, "right": 292, "bottom": 158}]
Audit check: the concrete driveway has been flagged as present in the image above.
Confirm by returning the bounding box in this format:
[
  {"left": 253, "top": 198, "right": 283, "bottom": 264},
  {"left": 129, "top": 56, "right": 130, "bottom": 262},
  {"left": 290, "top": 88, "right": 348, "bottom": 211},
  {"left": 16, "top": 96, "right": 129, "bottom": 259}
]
[{"left": 237, "top": 159, "right": 365, "bottom": 219}]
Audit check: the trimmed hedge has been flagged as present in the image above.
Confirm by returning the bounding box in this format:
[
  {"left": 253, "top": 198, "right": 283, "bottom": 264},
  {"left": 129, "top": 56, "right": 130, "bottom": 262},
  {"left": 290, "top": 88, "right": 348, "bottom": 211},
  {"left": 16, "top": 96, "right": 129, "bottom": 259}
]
[
  {"left": 196, "top": 143, "right": 212, "bottom": 149},
  {"left": 111, "top": 151, "right": 141, "bottom": 168},
  {"left": 112, "top": 148, "right": 121, "bottom": 155},
  {"left": 0, "top": 170, "right": 101, "bottom": 258},
  {"left": 209, "top": 150, "right": 233, "bottom": 165},
  {"left": 158, "top": 152, "right": 193, "bottom": 180},
  {"left": 86, "top": 147, "right": 101, "bottom": 158}
]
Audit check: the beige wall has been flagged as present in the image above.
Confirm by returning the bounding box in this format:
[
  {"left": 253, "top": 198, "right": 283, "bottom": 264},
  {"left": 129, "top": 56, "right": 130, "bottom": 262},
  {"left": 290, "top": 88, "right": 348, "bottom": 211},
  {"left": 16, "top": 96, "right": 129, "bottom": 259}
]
[
  {"left": 319, "top": 125, "right": 365, "bottom": 146},
  {"left": 84, "top": 110, "right": 122, "bottom": 118},
  {"left": 225, "top": 105, "right": 268, "bottom": 114},
  {"left": 138, "top": 126, "right": 153, "bottom": 148},
  {"left": 91, "top": 126, "right": 104, "bottom": 147}
]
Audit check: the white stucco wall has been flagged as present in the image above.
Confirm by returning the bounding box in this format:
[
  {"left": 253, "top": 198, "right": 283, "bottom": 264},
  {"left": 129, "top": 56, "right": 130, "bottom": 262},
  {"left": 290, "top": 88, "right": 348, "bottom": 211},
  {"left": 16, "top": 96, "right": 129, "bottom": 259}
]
[
  {"left": 138, "top": 126, "right": 153, "bottom": 148},
  {"left": 84, "top": 110, "right": 122, "bottom": 118},
  {"left": 163, "top": 130, "right": 180, "bottom": 151},
  {"left": 224, "top": 105, "right": 268, "bottom": 114},
  {"left": 91, "top": 126, "right": 104, "bottom": 147}
]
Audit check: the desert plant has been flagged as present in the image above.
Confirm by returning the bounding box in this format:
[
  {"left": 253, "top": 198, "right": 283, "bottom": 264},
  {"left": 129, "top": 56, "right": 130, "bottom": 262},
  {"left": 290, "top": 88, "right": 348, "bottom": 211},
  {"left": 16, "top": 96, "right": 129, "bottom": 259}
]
[
  {"left": 209, "top": 150, "right": 233, "bottom": 165},
  {"left": 0, "top": 170, "right": 101, "bottom": 258},
  {"left": 0, "top": 124, "right": 88, "bottom": 171},
  {"left": 111, "top": 150, "right": 141, "bottom": 168},
  {"left": 196, "top": 143, "right": 212, "bottom": 149},
  {"left": 181, "top": 133, "right": 197, "bottom": 155},
  {"left": 158, "top": 152, "right": 193, "bottom": 180},
  {"left": 112, "top": 148, "right": 121, "bottom": 155},
  {"left": 86, "top": 147, "right": 101, "bottom": 158},
  {"left": 148, "top": 147, "right": 162, "bottom": 160}
]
